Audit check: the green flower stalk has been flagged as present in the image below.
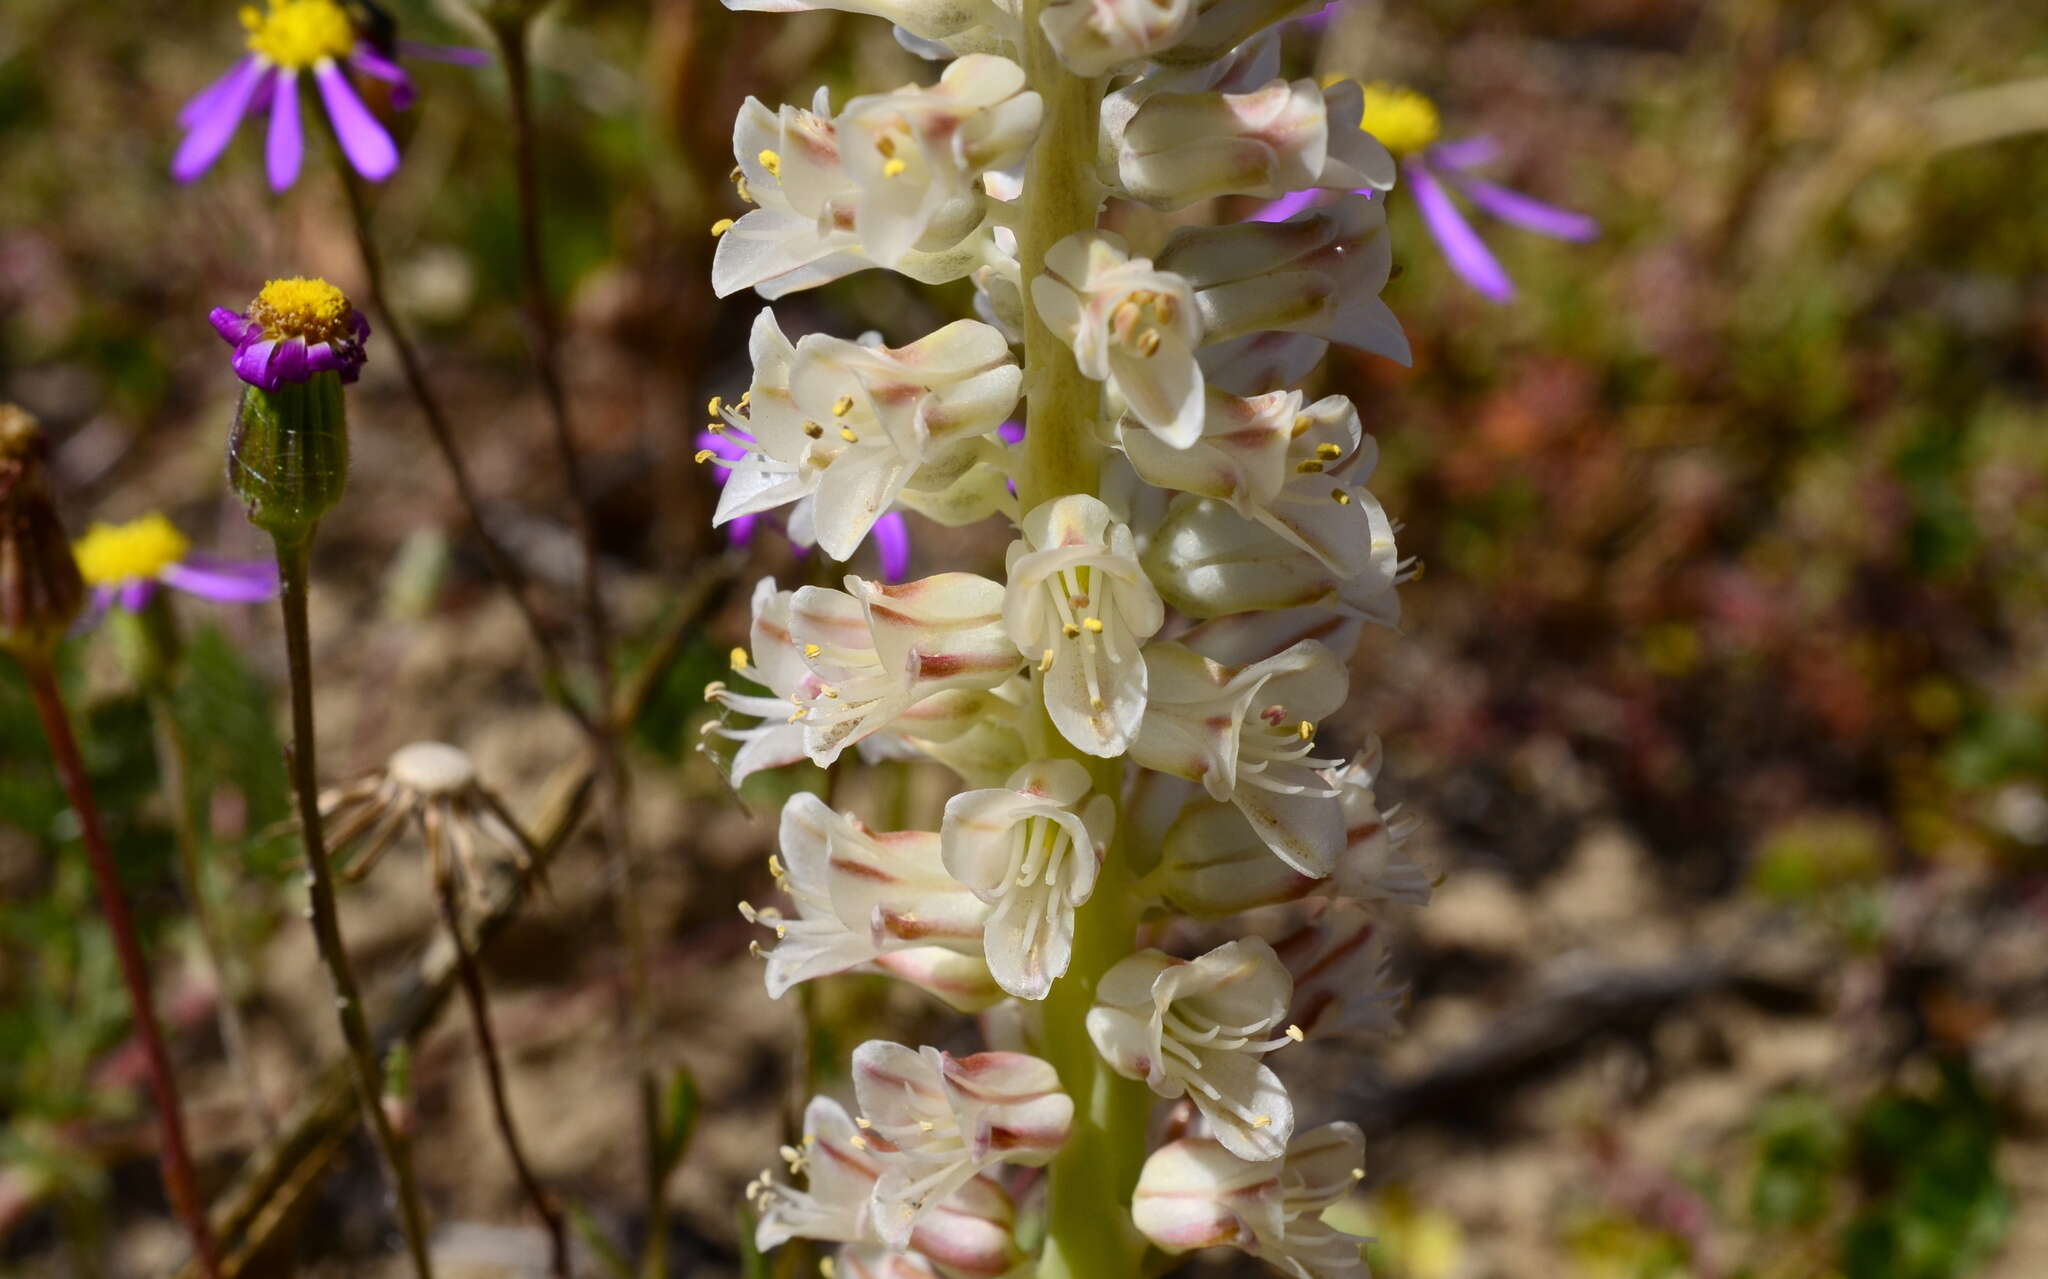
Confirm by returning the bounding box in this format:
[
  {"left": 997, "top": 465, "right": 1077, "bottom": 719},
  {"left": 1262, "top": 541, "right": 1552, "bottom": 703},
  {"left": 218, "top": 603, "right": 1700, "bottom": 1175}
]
[
  {"left": 704, "top": 2, "right": 1431, "bottom": 1277},
  {"left": 212, "top": 280, "right": 438, "bottom": 1279},
  {"left": 1, "top": 406, "right": 222, "bottom": 1279}
]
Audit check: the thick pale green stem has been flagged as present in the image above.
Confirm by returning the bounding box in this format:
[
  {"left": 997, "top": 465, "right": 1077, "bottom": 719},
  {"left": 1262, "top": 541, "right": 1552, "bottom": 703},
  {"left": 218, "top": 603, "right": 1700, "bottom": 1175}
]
[{"left": 1018, "top": 8, "right": 1150, "bottom": 1277}]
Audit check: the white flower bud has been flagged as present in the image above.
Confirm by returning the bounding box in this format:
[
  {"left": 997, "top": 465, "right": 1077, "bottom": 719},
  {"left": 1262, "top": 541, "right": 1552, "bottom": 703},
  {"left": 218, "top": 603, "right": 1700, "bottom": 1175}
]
[
  {"left": 710, "top": 310, "right": 1020, "bottom": 561},
  {"left": 1129, "top": 639, "right": 1348, "bottom": 875},
  {"left": 1112, "top": 78, "right": 1393, "bottom": 209},
  {"left": 1040, "top": 0, "right": 1196, "bottom": 76},
  {"left": 1031, "top": 232, "right": 1206, "bottom": 446},
  {"left": 1132, "top": 1122, "right": 1370, "bottom": 1277},
  {"left": 852, "top": 1041, "right": 1073, "bottom": 1247},
  {"left": 1004, "top": 495, "right": 1165, "bottom": 756},
  {"left": 1085, "top": 939, "right": 1298, "bottom": 1161},
  {"left": 1143, "top": 493, "right": 1403, "bottom": 625},
  {"left": 941, "top": 760, "right": 1113, "bottom": 999},
  {"left": 1190, "top": 199, "right": 1409, "bottom": 366}
]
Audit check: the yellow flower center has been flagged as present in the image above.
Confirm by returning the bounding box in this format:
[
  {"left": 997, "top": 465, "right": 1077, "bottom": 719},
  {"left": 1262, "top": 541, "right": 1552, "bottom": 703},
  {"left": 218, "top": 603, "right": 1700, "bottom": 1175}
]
[
  {"left": 247, "top": 277, "right": 355, "bottom": 343},
  {"left": 241, "top": 0, "right": 356, "bottom": 70},
  {"left": 1355, "top": 82, "right": 1441, "bottom": 157},
  {"left": 73, "top": 514, "right": 191, "bottom": 586}
]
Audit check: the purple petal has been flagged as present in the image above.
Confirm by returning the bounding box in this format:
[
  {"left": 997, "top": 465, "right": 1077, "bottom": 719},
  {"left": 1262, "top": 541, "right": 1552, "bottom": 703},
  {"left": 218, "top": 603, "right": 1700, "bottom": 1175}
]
[
  {"left": 873, "top": 512, "right": 911, "bottom": 582},
  {"left": 117, "top": 580, "right": 158, "bottom": 612},
  {"left": 350, "top": 47, "right": 416, "bottom": 111},
  {"left": 396, "top": 40, "right": 492, "bottom": 67},
  {"left": 1453, "top": 176, "right": 1600, "bottom": 242},
  {"left": 1251, "top": 188, "right": 1324, "bottom": 224},
  {"left": 233, "top": 339, "right": 281, "bottom": 389},
  {"left": 211, "top": 307, "right": 259, "bottom": 345},
  {"left": 172, "top": 58, "right": 268, "bottom": 183},
  {"left": 725, "top": 513, "right": 759, "bottom": 547},
  {"left": 1408, "top": 160, "right": 1515, "bottom": 304},
  {"left": 313, "top": 62, "right": 399, "bottom": 182},
  {"left": 268, "top": 337, "right": 310, "bottom": 385},
  {"left": 695, "top": 428, "right": 748, "bottom": 466},
  {"left": 178, "top": 56, "right": 258, "bottom": 128},
  {"left": 1426, "top": 136, "right": 1501, "bottom": 171},
  {"left": 161, "top": 556, "right": 281, "bottom": 604},
  {"left": 266, "top": 70, "right": 305, "bottom": 192}
]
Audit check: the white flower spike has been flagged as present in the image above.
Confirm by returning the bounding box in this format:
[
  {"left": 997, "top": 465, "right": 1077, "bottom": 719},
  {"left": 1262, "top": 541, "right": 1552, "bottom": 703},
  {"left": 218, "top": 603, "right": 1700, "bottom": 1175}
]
[
  {"left": 1086, "top": 938, "right": 1299, "bottom": 1161},
  {"left": 941, "top": 759, "right": 1114, "bottom": 999},
  {"left": 1133, "top": 1122, "right": 1371, "bottom": 1279},
  {"left": 851, "top": 1041, "right": 1073, "bottom": 1247}
]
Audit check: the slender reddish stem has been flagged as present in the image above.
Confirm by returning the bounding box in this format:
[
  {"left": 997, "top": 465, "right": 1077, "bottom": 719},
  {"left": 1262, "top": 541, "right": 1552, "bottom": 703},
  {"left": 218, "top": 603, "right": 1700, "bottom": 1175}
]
[{"left": 21, "top": 659, "right": 221, "bottom": 1279}]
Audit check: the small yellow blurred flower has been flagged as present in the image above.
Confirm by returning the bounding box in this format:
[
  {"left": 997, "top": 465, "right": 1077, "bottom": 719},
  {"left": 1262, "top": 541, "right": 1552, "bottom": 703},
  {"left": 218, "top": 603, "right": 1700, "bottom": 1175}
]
[
  {"left": 73, "top": 514, "right": 191, "bottom": 587},
  {"left": 1357, "top": 82, "right": 1442, "bottom": 157}
]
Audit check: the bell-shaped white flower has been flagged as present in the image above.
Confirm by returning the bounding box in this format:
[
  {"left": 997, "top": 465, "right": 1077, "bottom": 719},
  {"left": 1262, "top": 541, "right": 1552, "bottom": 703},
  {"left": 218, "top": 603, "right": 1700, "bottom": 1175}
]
[
  {"left": 1004, "top": 495, "right": 1165, "bottom": 756},
  {"left": 1030, "top": 233, "right": 1206, "bottom": 446},
  {"left": 785, "top": 572, "right": 1019, "bottom": 765},
  {"left": 704, "top": 579, "right": 816, "bottom": 784},
  {"left": 1040, "top": 0, "right": 1195, "bottom": 75},
  {"left": 1148, "top": 798, "right": 1320, "bottom": 918},
  {"left": 832, "top": 55, "right": 1042, "bottom": 268},
  {"left": 940, "top": 759, "right": 1113, "bottom": 999},
  {"left": 1132, "top": 1123, "right": 1370, "bottom": 1279},
  {"left": 1143, "top": 493, "right": 1404, "bottom": 625},
  {"left": 709, "top": 311, "right": 1020, "bottom": 560},
  {"left": 1122, "top": 391, "right": 1385, "bottom": 581},
  {"left": 750, "top": 1095, "right": 1021, "bottom": 1277},
  {"left": 714, "top": 61, "right": 1037, "bottom": 299},
  {"left": 1327, "top": 738, "right": 1432, "bottom": 907},
  {"left": 852, "top": 1041, "right": 1073, "bottom": 1247},
  {"left": 870, "top": 946, "right": 1006, "bottom": 1012},
  {"left": 1085, "top": 939, "right": 1299, "bottom": 1161},
  {"left": 1112, "top": 79, "right": 1394, "bottom": 210},
  {"left": 744, "top": 793, "right": 989, "bottom": 999},
  {"left": 1130, "top": 639, "right": 1348, "bottom": 875}
]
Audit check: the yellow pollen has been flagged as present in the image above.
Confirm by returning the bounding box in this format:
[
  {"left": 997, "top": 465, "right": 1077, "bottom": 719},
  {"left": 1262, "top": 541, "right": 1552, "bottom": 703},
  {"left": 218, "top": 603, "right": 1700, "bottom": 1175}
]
[
  {"left": 247, "top": 277, "right": 353, "bottom": 344},
  {"left": 1083, "top": 617, "right": 1104, "bottom": 633},
  {"left": 706, "top": 421, "right": 726, "bottom": 433},
  {"left": 1331, "top": 489, "right": 1352, "bottom": 505},
  {"left": 1298, "top": 720, "right": 1314, "bottom": 740},
  {"left": 73, "top": 514, "right": 191, "bottom": 586},
  {"left": 1296, "top": 460, "right": 1325, "bottom": 474},
  {"left": 1356, "top": 81, "right": 1442, "bottom": 157},
  {"left": 710, "top": 218, "right": 736, "bottom": 237},
  {"left": 832, "top": 395, "right": 854, "bottom": 417},
  {"left": 839, "top": 426, "right": 859, "bottom": 443},
  {"left": 1316, "top": 442, "right": 1343, "bottom": 459},
  {"left": 803, "top": 421, "right": 824, "bottom": 438},
  {"left": 758, "top": 149, "right": 783, "bottom": 177},
  {"left": 694, "top": 449, "right": 716, "bottom": 464},
  {"left": 729, "top": 646, "right": 750, "bottom": 671},
  {"left": 1062, "top": 623, "right": 1081, "bottom": 639},
  {"left": 708, "top": 395, "right": 724, "bottom": 416},
  {"left": 803, "top": 643, "right": 823, "bottom": 659},
  {"left": 883, "top": 158, "right": 908, "bottom": 178},
  {"left": 241, "top": 0, "right": 355, "bottom": 71}
]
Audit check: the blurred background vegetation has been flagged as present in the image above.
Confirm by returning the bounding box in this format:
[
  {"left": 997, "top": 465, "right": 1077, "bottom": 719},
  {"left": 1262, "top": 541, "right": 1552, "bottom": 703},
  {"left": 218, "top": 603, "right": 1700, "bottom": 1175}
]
[{"left": 2, "top": 0, "right": 2046, "bottom": 1275}]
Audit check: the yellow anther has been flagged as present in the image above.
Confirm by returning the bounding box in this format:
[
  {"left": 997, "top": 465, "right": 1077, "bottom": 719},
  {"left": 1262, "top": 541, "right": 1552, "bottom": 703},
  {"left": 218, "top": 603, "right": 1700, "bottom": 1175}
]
[
  {"left": 1135, "top": 329, "right": 1162, "bottom": 357},
  {"left": 819, "top": 685, "right": 840, "bottom": 699},
  {"left": 710, "top": 218, "right": 736, "bottom": 237},
  {"left": 1154, "top": 294, "right": 1178, "bottom": 325},
  {"left": 706, "top": 421, "right": 725, "bottom": 433},
  {"left": 1331, "top": 489, "right": 1352, "bottom": 504},
  {"left": 856, "top": 1117, "right": 874, "bottom": 1129},
  {"left": 849, "top": 1134, "right": 867, "bottom": 1149},
  {"left": 1062, "top": 622, "right": 1081, "bottom": 638},
  {"left": 820, "top": 1260, "right": 836, "bottom": 1279},
  {"left": 917, "top": 1119, "right": 935, "bottom": 1132},
  {"left": 730, "top": 646, "right": 750, "bottom": 670},
  {"left": 1251, "top": 1114, "right": 1272, "bottom": 1128},
  {"left": 832, "top": 395, "right": 855, "bottom": 417},
  {"left": 1351, "top": 1166, "right": 1366, "bottom": 1181},
  {"left": 1292, "top": 414, "right": 1314, "bottom": 437},
  {"left": 803, "top": 420, "right": 824, "bottom": 438},
  {"left": 839, "top": 426, "right": 859, "bottom": 443},
  {"left": 1298, "top": 720, "right": 1314, "bottom": 741},
  {"left": 787, "top": 706, "right": 809, "bottom": 723},
  {"left": 703, "top": 680, "right": 727, "bottom": 699},
  {"left": 883, "top": 158, "right": 908, "bottom": 178},
  {"left": 757, "top": 149, "right": 783, "bottom": 177},
  {"left": 1090, "top": 695, "right": 1105, "bottom": 711},
  {"left": 768, "top": 854, "right": 786, "bottom": 880},
  {"left": 708, "top": 395, "right": 724, "bottom": 416},
  {"left": 1041, "top": 648, "right": 1056, "bottom": 672},
  {"left": 1083, "top": 617, "right": 1105, "bottom": 633},
  {"left": 876, "top": 135, "right": 897, "bottom": 157},
  {"left": 803, "top": 643, "right": 823, "bottom": 659},
  {"left": 1286, "top": 1024, "right": 1305, "bottom": 1042},
  {"left": 1316, "top": 442, "right": 1343, "bottom": 459},
  {"left": 694, "top": 449, "right": 716, "bottom": 464},
  {"left": 1296, "top": 459, "right": 1326, "bottom": 474}
]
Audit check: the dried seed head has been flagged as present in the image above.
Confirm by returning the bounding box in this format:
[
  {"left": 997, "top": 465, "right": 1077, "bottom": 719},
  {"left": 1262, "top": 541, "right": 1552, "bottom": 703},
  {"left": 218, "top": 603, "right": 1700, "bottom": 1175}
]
[{"left": 0, "top": 406, "right": 87, "bottom": 662}]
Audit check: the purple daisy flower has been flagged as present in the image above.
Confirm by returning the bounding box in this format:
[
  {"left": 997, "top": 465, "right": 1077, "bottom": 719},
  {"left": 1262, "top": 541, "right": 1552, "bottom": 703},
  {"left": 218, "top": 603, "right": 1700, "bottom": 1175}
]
[
  {"left": 73, "top": 514, "right": 279, "bottom": 616},
  {"left": 1257, "top": 84, "right": 1597, "bottom": 304},
  {"left": 695, "top": 427, "right": 912, "bottom": 582},
  {"left": 212, "top": 277, "right": 371, "bottom": 391},
  {"left": 173, "top": 0, "right": 485, "bottom": 192}
]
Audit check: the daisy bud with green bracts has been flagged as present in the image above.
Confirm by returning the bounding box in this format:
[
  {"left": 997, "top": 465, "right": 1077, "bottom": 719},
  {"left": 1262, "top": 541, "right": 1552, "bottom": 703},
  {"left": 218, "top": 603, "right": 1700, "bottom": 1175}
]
[{"left": 0, "top": 406, "right": 86, "bottom": 664}]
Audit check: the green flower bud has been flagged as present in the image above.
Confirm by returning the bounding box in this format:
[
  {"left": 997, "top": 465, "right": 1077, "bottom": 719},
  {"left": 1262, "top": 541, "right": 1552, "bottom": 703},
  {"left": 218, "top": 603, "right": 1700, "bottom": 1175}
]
[
  {"left": 0, "top": 406, "right": 86, "bottom": 663},
  {"left": 228, "top": 373, "right": 351, "bottom": 542}
]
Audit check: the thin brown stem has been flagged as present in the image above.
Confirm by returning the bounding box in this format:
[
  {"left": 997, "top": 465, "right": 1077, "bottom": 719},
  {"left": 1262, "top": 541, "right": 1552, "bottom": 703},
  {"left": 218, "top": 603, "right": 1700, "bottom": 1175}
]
[
  {"left": 336, "top": 169, "right": 593, "bottom": 734},
  {"left": 491, "top": 21, "right": 670, "bottom": 1271},
  {"left": 433, "top": 867, "right": 569, "bottom": 1278},
  {"left": 21, "top": 659, "right": 221, "bottom": 1279},
  {"left": 273, "top": 536, "right": 437, "bottom": 1279},
  {"left": 148, "top": 692, "right": 279, "bottom": 1144}
]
